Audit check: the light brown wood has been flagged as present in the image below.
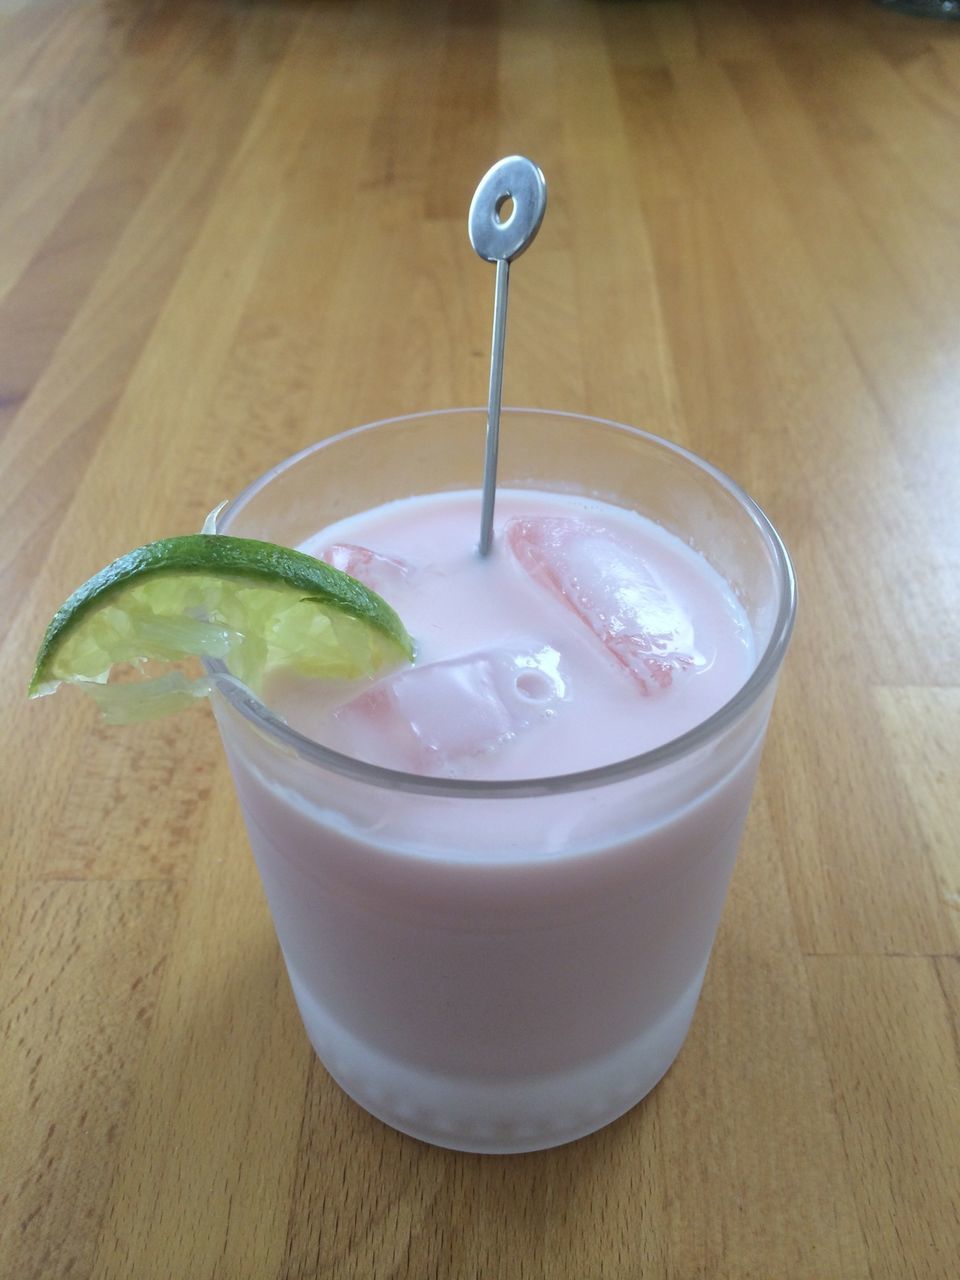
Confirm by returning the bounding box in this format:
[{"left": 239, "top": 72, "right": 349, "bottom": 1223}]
[{"left": 2, "top": 1, "right": 958, "bottom": 1276}]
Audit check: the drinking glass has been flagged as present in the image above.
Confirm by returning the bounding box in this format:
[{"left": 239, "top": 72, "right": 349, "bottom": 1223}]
[{"left": 208, "top": 408, "right": 796, "bottom": 1154}]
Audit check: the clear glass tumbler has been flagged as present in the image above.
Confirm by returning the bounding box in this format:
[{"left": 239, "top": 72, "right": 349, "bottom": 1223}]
[{"left": 208, "top": 409, "right": 796, "bottom": 1154}]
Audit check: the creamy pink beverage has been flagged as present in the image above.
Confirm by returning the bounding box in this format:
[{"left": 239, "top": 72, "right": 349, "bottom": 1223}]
[
  {"left": 222, "top": 489, "right": 760, "bottom": 1150},
  {"left": 210, "top": 408, "right": 795, "bottom": 1154},
  {"left": 275, "top": 490, "right": 754, "bottom": 777}
]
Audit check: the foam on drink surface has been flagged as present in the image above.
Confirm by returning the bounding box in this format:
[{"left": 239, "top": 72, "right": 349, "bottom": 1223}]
[{"left": 263, "top": 489, "right": 755, "bottom": 779}]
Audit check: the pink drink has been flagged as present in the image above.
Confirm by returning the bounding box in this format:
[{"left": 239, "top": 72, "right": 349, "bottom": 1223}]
[
  {"left": 270, "top": 490, "right": 754, "bottom": 778},
  {"left": 210, "top": 409, "right": 795, "bottom": 1154}
]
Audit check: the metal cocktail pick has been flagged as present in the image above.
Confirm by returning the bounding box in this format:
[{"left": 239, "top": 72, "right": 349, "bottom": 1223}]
[{"left": 468, "top": 156, "right": 547, "bottom": 556}]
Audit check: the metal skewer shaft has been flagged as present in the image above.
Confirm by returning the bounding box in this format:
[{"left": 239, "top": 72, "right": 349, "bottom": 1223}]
[
  {"left": 468, "top": 156, "right": 547, "bottom": 558},
  {"left": 479, "top": 258, "right": 510, "bottom": 557}
]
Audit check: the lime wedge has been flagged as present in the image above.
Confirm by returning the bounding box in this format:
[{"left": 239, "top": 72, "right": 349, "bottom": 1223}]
[{"left": 29, "top": 534, "right": 415, "bottom": 722}]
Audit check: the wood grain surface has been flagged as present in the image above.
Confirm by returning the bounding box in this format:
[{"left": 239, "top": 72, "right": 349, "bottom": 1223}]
[{"left": 2, "top": 1, "right": 959, "bottom": 1277}]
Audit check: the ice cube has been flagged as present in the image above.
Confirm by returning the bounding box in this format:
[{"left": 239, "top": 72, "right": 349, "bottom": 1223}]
[
  {"left": 505, "top": 516, "right": 703, "bottom": 694},
  {"left": 332, "top": 644, "right": 567, "bottom": 774},
  {"left": 322, "top": 543, "right": 411, "bottom": 595}
]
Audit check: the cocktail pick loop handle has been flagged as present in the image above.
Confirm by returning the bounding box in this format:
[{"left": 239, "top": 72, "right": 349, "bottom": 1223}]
[{"left": 468, "top": 156, "right": 547, "bottom": 556}]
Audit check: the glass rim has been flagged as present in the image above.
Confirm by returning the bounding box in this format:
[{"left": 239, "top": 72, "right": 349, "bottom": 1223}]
[{"left": 208, "top": 407, "right": 797, "bottom": 799}]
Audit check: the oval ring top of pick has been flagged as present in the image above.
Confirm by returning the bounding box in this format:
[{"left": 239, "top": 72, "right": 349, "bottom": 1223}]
[{"left": 468, "top": 156, "right": 548, "bottom": 264}]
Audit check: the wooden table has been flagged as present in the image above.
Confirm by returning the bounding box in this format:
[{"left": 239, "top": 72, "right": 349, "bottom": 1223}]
[{"left": 3, "top": 1, "right": 958, "bottom": 1276}]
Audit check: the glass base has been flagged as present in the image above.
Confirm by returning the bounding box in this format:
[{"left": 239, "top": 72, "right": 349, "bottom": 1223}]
[{"left": 290, "top": 965, "right": 706, "bottom": 1154}]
